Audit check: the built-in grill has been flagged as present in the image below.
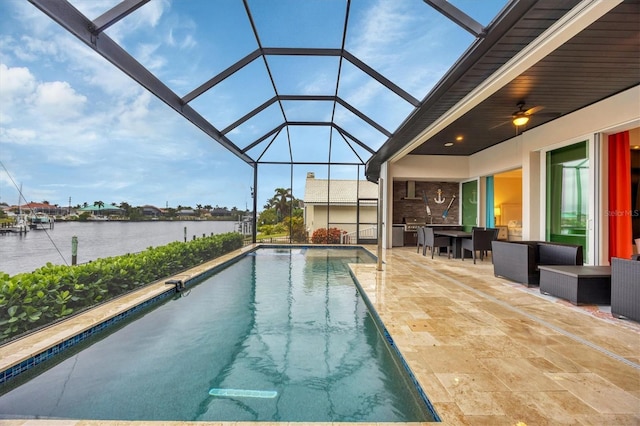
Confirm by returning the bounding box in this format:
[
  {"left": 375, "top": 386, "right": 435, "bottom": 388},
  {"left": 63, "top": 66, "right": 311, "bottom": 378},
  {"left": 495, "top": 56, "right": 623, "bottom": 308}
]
[{"left": 403, "top": 217, "right": 426, "bottom": 231}]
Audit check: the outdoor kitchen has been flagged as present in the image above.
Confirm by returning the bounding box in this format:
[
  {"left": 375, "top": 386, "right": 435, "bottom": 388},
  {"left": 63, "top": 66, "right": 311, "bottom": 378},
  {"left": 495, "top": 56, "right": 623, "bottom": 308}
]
[{"left": 392, "top": 180, "right": 461, "bottom": 246}]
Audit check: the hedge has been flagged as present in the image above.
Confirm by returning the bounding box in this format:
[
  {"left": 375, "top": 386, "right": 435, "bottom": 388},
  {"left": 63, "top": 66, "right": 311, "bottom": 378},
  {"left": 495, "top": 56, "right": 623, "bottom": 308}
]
[{"left": 0, "top": 232, "right": 243, "bottom": 343}]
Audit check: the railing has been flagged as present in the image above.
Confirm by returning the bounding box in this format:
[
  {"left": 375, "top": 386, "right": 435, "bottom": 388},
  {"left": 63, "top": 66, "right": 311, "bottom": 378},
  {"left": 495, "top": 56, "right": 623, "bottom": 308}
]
[
  {"left": 341, "top": 226, "right": 377, "bottom": 244},
  {"left": 243, "top": 235, "right": 301, "bottom": 246},
  {"left": 243, "top": 227, "right": 378, "bottom": 246}
]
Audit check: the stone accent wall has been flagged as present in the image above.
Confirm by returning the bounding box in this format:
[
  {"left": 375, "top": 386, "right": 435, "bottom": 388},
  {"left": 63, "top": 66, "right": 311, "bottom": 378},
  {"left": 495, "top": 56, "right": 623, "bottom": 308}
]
[{"left": 393, "top": 181, "right": 460, "bottom": 224}]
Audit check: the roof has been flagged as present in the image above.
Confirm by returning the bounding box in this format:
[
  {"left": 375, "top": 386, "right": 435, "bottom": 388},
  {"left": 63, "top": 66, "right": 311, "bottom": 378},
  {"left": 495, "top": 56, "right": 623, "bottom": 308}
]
[
  {"left": 304, "top": 177, "right": 378, "bottom": 205},
  {"left": 19, "top": 203, "right": 59, "bottom": 210}
]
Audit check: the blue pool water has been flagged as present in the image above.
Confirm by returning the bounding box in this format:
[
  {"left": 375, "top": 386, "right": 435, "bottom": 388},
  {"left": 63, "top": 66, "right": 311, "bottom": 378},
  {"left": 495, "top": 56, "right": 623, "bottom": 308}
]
[{"left": 0, "top": 247, "right": 437, "bottom": 422}]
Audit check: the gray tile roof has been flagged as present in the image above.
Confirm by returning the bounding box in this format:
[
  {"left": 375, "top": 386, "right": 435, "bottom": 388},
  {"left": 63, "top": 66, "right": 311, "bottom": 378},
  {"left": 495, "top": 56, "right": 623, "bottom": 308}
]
[{"left": 304, "top": 178, "right": 378, "bottom": 205}]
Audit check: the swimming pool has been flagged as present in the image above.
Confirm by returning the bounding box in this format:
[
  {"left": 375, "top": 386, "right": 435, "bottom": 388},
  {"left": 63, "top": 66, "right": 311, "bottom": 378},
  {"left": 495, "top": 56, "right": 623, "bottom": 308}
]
[{"left": 0, "top": 247, "right": 438, "bottom": 422}]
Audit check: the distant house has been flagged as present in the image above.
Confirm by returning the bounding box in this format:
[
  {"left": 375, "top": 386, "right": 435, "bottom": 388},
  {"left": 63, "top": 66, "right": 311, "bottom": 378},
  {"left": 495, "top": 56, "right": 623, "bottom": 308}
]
[
  {"left": 210, "top": 207, "right": 232, "bottom": 217},
  {"left": 77, "top": 205, "right": 124, "bottom": 216},
  {"left": 303, "top": 172, "right": 378, "bottom": 237},
  {"left": 141, "top": 205, "right": 163, "bottom": 217},
  {"left": 177, "top": 209, "right": 196, "bottom": 217},
  {"left": 19, "top": 202, "right": 67, "bottom": 216}
]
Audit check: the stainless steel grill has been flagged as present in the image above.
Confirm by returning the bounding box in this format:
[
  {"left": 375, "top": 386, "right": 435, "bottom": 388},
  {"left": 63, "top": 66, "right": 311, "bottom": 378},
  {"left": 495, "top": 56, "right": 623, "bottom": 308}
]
[{"left": 403, "top": 217, "right": 426, "bottom": 232}]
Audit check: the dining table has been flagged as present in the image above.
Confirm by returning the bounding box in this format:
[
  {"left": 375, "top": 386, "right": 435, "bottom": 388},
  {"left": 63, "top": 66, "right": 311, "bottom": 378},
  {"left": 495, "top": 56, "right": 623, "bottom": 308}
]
[{"left": 433, "top": 230, "right": 472, "bottom": 259}]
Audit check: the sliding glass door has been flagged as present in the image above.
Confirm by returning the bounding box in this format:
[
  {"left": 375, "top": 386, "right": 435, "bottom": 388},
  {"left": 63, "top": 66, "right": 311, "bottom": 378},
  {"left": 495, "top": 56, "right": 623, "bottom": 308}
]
[
  {"left": 546, "top": 141, "right": 589, "bottom": 262},
  {"left": 461, "top": 180, "right": 478, "bottom": 231}
]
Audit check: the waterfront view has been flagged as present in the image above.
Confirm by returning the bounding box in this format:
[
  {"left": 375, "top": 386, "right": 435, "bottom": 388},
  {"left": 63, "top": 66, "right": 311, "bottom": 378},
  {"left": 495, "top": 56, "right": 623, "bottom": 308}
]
[{"left": 0, "top": 221, "right": 236, "bottom": 276}]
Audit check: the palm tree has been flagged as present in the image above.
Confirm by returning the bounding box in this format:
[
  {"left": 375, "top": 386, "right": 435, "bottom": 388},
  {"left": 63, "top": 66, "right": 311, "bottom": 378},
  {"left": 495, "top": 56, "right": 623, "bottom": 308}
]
[
  {"left": 93, "top": 200, "right": 105, "bottom": 215},
  {"left": 269, "top": 188, "right": 293, "bottom": 222}
]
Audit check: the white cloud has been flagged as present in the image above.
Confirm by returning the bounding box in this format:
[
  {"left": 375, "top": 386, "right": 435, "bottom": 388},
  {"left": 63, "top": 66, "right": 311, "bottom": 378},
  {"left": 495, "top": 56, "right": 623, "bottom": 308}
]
[
  {"left": 0, "top": 127, "right": 37, "bottom": 144},
  {"left": 168, "top": 28, "right": 197, "bottom": 50},
  {"left": 134, "top": 42, "right": 167, "bottom": 72},
  {"left": 32, "top": 81, "right": 87, "bottom": 119},
  {"left": 0, "top": 64, "right": 36, "bottom": 104},
  {"left": 349, "top": 1, "right": 415, "bottom": 66},
  {"left": 14, "top": 35, "right": 61, "bottom": 62},
  {"left": 301, "top": 71, "right": 334, "bottom": 94},
  {"left": 71, "top": 0, "right": 167, "bottom": 41},
  {"left": 346, "top": 0, "right": 457, "bottom": 97},
  {"left": 105, "top": 0, "right": 169, "bottom": 45}
]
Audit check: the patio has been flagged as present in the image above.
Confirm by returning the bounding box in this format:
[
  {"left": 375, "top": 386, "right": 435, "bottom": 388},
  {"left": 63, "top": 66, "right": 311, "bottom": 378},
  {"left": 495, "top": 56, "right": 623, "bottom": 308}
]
[{"left": 350, "top": 246, "right": 640, "bottom": 425}]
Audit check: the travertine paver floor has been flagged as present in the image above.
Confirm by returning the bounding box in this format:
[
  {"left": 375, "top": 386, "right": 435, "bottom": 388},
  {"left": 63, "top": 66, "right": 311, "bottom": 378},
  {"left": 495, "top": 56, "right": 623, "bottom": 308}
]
[
  {"left": 350, "top": 246, "right": 640, "bottom": 425},
  {"left": 1, "top": 244, "right": 639, "bottom": 426}
]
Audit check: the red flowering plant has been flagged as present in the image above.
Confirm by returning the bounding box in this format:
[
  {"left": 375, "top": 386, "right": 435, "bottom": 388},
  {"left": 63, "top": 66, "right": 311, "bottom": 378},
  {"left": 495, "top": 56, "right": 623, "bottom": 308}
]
[{"left": 311, "top": 227, "right": 344, "bottom": 244}]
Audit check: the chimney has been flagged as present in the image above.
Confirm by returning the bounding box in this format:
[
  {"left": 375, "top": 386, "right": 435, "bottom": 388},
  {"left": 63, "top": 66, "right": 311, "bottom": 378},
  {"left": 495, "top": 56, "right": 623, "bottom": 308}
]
[{"left": 307, "top": 172, "right": 315, "bottom": 179}]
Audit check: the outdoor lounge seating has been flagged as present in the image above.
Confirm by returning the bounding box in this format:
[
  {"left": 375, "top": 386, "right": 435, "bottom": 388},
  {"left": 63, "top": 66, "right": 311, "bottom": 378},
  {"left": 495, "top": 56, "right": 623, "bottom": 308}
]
[
  {"left": 492, "top": 240, "right": 584, "bottom": 286},
  {"left": 539, "top": 265, "right": 611, "bottom": 305},
  {"left": 461, "top": 228, "right": 498, "bottom": 264},
  {"left": 611, "top": 257, "right": 640, "bottom": 322},
  {"left": 423, "top": 227, "right": 451, "bottom": 259}
]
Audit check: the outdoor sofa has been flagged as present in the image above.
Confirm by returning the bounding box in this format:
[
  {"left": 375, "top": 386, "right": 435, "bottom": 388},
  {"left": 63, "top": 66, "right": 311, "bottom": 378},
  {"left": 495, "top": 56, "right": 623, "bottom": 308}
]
[
  {"left": 611, "top": 257, "right": 640, "bottom": 322},
  {"left": 492, "top": 240, "right": 584, "bottom": 286}
]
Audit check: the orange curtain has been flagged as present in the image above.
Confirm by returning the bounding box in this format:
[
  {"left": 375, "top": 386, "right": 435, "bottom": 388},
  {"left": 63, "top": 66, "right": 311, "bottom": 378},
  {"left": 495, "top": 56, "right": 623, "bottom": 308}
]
[{"left": 608, "top": 131, "right": 632, "bottom": 261}]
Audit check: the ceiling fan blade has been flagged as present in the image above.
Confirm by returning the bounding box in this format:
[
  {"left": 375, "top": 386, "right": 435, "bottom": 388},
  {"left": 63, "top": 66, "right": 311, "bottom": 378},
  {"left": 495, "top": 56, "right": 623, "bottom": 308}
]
[
  {"left": 489, "top": 119, "right": 511, "bottom": 130},
  {"left": 524, "top": 105, "right": 545, "bottom": 115}
]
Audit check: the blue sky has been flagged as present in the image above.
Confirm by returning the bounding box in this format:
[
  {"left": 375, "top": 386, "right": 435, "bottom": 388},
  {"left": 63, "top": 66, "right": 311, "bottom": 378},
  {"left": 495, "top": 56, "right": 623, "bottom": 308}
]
[{"left": 0, "top": 0, "right": 506, "bottom": 211}]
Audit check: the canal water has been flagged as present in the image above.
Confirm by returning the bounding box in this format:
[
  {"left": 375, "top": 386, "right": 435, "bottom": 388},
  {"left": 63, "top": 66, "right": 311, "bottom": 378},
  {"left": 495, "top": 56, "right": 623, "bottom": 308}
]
[{"left": 0, "top": 221, "right": 237, "bottom": 276}]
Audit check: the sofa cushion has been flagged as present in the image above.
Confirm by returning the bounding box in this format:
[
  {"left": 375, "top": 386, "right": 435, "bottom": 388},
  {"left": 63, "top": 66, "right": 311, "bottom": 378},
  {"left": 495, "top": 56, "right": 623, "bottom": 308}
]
[{"left": 537, "top": 242, "right": 583, "bottom": 266}]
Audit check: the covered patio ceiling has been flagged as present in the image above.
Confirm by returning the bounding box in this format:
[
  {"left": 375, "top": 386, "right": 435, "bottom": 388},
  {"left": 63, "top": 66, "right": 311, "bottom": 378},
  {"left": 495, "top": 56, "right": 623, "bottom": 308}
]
[{"left": 28, "top": 0, "right": 640, "bottom": 183}]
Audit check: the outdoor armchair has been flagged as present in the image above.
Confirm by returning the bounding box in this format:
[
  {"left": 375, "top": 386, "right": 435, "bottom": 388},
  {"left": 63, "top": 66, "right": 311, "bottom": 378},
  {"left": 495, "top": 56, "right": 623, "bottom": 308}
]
[{"left": 611, "top": 257, "right": 640, "bottom": 322}]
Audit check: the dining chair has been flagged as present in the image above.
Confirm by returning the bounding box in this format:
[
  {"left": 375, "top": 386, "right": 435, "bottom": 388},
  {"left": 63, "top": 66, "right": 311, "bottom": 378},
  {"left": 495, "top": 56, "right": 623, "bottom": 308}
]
[
  {"left": 423, "top": 227, "right": 451, "bottom": 258},
  {"left": 416, "top": 226, "right": 425, "bottom": 254},
  {"left": 461, "top": 229, "right": 497, "bottom": 264}
]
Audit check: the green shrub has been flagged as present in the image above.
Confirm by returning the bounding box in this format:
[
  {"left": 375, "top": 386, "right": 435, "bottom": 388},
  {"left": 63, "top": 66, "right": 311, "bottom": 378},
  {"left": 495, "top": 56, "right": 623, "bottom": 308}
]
[
  {"left": 0, "top": 232, "right": 243, "bottom": 343},
  {"left": 258, "top": 224, "right": 275, "bottom": 235},
  {"left": 283, "top": 216, "right": 308, "bottom": 243}
]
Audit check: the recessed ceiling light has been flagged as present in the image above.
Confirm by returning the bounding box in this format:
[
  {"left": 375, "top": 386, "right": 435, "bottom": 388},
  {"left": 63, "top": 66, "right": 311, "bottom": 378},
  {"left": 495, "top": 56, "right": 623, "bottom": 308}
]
[
  {"left": 456, "top": 136, "right": 463, "bottom": 141},
  {"left": 444, "top": 142, "right": 454, "bottom": 147},
  {"left": 633, "top": 145, "right": 640, "bottom": 150}
]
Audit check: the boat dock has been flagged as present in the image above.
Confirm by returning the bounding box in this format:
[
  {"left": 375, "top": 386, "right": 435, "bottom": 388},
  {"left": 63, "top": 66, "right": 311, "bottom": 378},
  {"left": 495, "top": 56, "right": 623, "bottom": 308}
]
[{"left": 0, "top": 222, "right": 28, "bottom": 235}]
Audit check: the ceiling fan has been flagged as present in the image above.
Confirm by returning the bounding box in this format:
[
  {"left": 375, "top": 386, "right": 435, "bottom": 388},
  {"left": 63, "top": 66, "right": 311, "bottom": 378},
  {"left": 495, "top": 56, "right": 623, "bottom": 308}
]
[
  {"left": 491, "top": 101, "right": 557, "bottom": 130},
  {"left": 511, "top": 102, "right": 544, "bottom": 126}
]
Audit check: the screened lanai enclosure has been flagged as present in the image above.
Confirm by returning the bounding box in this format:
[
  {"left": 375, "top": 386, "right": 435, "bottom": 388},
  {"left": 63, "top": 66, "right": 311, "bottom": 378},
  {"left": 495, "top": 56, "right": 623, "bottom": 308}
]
[{"left": 28, "top": 0, "right": 509, "bottom": 243}]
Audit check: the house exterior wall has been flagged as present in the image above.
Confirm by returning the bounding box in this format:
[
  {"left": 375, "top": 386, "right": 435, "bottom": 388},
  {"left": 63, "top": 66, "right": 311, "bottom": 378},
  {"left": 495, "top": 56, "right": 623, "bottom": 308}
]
[
  {"left": 383, "top": 86, "right": 640, "bottom": 261},
  {"left": 305, "top": 204, "right": 377, "bottom": 235}
]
